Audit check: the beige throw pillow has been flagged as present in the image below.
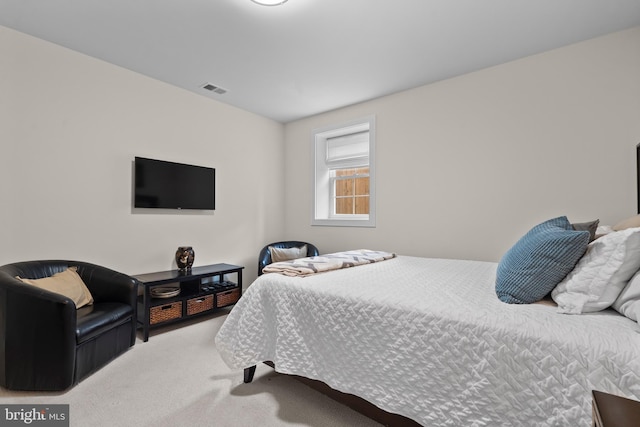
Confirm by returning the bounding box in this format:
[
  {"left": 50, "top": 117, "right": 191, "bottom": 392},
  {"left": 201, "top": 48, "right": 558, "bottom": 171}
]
[
  {"left": 270, "top": 245, "right": 308, "bottom": 263},
  {"left": 613, "top": 214, "right": 640, "bottom": 231},
  {"left": 17, "top": 266, "right": 94, "bottom": 308}
]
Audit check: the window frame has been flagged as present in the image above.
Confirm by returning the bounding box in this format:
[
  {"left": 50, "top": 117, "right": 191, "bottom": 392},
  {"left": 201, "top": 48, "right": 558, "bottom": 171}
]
[{"left": 311, "top": 115, "right": 376, "bottom": 227}]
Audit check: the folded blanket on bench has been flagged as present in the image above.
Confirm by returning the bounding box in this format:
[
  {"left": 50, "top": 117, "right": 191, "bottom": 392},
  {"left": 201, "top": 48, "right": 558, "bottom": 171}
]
[{"left": 262, "top": 249, "right": 396, "bottom": 277}]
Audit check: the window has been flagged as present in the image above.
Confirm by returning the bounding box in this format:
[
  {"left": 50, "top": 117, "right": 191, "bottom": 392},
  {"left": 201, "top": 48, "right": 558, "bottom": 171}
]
[
  {"left": 333, "top": 167, "right": 370, "bottom": 215},
  {"left": 312, "top": 116, "right": 375, "bottom": 227}
]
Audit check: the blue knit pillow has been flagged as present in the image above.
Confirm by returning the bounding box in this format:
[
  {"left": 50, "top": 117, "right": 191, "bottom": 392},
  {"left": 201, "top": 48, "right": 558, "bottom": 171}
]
[{"left": 496, "top": 216, "right": 590, "bottom": 304}]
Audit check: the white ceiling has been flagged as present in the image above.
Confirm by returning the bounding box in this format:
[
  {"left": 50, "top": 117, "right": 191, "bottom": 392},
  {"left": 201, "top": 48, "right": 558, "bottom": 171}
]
[{"left": 2, "top": 0, "right": 640, "bottom": 123}]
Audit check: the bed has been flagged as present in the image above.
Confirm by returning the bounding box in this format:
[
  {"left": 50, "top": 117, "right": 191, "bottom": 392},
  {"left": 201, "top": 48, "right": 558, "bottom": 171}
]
[{"left": 215, "top": 241, "right": 640, "bottom": 426}]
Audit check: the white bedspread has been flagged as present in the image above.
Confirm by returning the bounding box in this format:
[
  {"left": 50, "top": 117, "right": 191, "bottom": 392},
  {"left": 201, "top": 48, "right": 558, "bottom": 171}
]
[{"left": 215, "top": 256, "right": 640, "bottom": 426}]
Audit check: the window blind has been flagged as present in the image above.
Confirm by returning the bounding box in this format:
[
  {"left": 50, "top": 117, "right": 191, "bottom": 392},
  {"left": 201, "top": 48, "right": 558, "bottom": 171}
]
[{"left": 325, "top": 131, "right": 369, "bottom": 167}]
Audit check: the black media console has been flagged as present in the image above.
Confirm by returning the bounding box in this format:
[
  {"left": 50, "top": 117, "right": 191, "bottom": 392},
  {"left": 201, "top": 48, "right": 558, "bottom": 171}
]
[{"left": 133, "top": 263, "right": 244, "bottom": 342}]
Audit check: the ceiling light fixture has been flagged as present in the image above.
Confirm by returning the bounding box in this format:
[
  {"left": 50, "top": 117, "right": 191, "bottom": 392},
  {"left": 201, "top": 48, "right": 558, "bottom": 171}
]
[{"left": 251, "top": 0, "right": 288, "bottom": 5}]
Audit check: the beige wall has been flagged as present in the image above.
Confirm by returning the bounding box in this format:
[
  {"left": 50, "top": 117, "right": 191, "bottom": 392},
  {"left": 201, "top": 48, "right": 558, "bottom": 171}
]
[
  {"left": 0, "top": 26, "right": 285, "bottom": 280},
  {"left": 283, "top": 27, "right": 640, "bottom": 262},
  {"left": 2, "top": 25, "right": 639, "bottom": 277}
]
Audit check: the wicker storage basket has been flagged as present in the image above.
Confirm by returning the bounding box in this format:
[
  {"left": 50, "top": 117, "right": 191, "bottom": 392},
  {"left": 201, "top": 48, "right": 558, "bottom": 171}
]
[
  {"left": 216, "top": 288, "right": 240, "bottom": 307},
  {"left": 150, "top": 301, "right": 182, "bottom": 324},
  {"left": 187, "top": 295, "right": 214, "bottom": 316}
]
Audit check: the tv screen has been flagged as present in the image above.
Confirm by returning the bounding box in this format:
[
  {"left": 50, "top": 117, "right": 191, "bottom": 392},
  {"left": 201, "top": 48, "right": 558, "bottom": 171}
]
[{"left": 134, "top": 157, "right": 215, "bottom": 210}]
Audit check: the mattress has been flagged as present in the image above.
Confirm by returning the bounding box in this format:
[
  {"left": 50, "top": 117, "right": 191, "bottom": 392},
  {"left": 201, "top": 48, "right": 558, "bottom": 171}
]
[{"left": 215, "top": 256, "right": 640, "bottom": 426}]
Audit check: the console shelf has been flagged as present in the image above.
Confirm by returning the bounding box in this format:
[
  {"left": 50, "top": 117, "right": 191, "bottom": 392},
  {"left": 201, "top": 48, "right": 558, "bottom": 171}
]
[{"left": 133, "top": 263, "right": 244, "bottom": 342}]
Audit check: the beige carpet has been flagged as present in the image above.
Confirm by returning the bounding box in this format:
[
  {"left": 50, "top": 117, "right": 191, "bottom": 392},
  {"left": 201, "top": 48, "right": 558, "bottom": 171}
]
[{"left": 0, "top": 311, "right": 382, "bottom": 427}]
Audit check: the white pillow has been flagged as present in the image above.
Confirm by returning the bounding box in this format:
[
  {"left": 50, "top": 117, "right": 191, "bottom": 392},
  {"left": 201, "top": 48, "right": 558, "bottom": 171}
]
[
  {"left": 612, "top": 270, "right": 640, "bottom": 322},
  {"left": 595, "top": 225, "right": 614, "bottom": 236},
  {"left": 551, "top": 227, "right": 640, "bottom": 314}
]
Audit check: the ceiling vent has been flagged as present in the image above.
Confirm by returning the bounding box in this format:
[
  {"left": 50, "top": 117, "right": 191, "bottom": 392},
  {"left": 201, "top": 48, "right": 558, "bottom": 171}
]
[{"left": 201, "top": 83, "right": 227, "bottom": 95}]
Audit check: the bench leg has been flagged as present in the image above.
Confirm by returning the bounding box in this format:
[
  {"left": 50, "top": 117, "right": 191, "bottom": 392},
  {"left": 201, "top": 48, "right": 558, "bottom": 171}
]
[{"left": 244, "top": 365, "right": 256, "bottom": 383}]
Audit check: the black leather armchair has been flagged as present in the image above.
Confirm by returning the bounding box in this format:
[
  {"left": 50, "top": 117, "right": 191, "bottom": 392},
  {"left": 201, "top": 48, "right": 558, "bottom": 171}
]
[
  {"left": 258, "top": 241, "right": 319, "bottom": 276},
  {"left": 0, "top": 260, "right": 137, "bottom": 391}
]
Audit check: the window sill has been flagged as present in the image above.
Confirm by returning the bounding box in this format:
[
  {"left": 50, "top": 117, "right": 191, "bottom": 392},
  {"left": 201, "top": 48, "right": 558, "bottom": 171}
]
[{"left": 312, "top": 218, "right": 376, "bottom": 228}]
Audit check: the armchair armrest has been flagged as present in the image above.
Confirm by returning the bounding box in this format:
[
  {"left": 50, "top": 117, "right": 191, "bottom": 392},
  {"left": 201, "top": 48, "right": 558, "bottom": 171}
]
[
  {"left": 73, "top": 262, "right": 138, "bottom": 347},
  {"left": 74, "top": 261, "right": 137, "bottom": 307},
  {"left": 0, "top": 271, "right": 77, "bottom": 390}
]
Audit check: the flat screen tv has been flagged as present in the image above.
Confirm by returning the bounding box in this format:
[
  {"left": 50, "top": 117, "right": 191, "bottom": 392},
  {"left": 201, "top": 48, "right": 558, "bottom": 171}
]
[{"left": 134, "top": 157, "right": 215, "bottom": 210}]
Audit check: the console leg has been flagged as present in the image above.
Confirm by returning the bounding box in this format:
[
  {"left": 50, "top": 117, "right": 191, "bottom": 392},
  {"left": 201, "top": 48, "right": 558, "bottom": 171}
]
[{"left": 244, "top": 365, "right": 256, "bottom": 383}]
